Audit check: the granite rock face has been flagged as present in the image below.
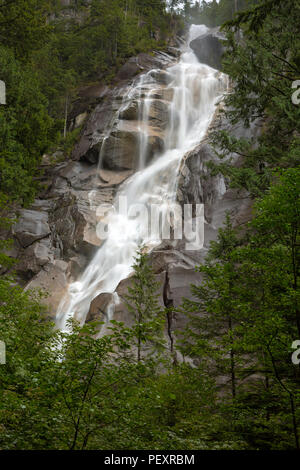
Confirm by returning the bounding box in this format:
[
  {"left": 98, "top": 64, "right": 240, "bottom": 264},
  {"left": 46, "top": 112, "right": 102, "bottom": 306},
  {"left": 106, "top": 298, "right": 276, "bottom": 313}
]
[
  {"left": 71, "top": 50, "right": 175, "bottom": 166},
  {"left": 13, "top": 210, "right": 51, "bottom": 248},
  {"left": 7, "top": 48, "right": 177, "bottom": 317},
  {"left": 189, "top": 27, "right": 226, "bottom": 70},
  {"left": 86, "top": 293, "right": 115, "bottom": 323},
  {"left": 7, "top": 33, "right": 261, "bottom": 352}
]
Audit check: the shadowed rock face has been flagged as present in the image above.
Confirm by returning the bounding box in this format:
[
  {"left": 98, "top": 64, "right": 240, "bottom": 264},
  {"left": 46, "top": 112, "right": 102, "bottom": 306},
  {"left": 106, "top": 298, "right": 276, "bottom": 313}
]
[
  {"left": 189, "top": 27, "right": 226, "bottom": 70},
  {"left": 86, "top": 293, "right": 114, "bottom": 323}
]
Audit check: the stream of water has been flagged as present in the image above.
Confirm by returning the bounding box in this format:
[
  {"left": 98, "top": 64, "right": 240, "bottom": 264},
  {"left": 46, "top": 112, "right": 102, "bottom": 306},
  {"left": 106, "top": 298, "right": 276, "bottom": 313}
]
[{"left": 56, "top": 24, "right": 228, "bottom": 331}]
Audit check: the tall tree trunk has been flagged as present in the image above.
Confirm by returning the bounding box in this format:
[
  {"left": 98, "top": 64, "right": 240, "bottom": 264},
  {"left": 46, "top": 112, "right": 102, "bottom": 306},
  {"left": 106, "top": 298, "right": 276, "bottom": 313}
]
[
  {"left": 64, "top": 95, "right": 68, "bottom": 140},
  {"left": 228, "top": 316, "right": 236, "bottom": 399},
  {"left": 267, "top": 343, "right": 299, "bottom": 450},
  {"left": 137, "top": 310, "right": 141, "bottom": 363}
]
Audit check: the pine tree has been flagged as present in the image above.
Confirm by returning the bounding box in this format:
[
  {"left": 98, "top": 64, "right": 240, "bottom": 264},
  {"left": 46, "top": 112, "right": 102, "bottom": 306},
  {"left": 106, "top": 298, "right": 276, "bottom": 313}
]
[{"left": 125, "top": 247, "right": 165, "bottom": 363}]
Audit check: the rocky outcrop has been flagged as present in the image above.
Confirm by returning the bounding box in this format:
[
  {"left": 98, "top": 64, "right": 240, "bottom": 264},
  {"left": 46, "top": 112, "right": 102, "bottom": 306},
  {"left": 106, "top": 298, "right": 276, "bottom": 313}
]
[
  {"left": 7, "top": 47, "right": 179, "bottom": 317},
  {"left": 119, "top": 98, "right": 170, "bottom": 130},
  {"left": 176, "top": 105, "right": 262, "bottom": 254},
  {"left": 100, "top": 120, "right": 165, "bottom": 171},
  {"left": 190, "top": 27, "right": 226, "bottom": 70},
  {"left": 8, "top": 158, "right": 131, "bottom": 294},
  {"left": 25, "top": 260, "right": 69, "bottom": 317},
  {"left": 13, "top": 209, "right": 51, "bottom": 248},
  {"left": 71, "top": 51, "right": 175, "bottom": 166},
  {"left": 86, "top": 292, "right": 114, "bottom": 323}
]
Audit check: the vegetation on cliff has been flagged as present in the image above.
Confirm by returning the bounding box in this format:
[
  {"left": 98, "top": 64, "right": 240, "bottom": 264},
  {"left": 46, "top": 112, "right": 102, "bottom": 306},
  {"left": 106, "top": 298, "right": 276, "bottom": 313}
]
[{"left": 0, "top": 0, "right": 182, "bottom": 205}]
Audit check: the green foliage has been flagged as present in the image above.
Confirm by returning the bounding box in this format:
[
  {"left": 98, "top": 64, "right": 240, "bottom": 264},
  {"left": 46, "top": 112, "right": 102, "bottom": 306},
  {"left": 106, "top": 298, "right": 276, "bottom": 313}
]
[
  {"left": 209, "top": 0, "right": 300, "bottom": 196},
  {"left": 124, "top": 248, "right": 166, "bottom": 363},
  {"left": 0, "top": 0, "right": 178, "bottom": 205},
  {"left": 183, "top": 0, "right": 257, "bottom": 27},
  {"left": 178, "top": 0, "right": 300, "bottom": 450},
  {"left": 0, "top": 0, "right": 52, "bottom": 59},
  {"left": 179, "top": 169, "right": 300, "bottom": 449},
  {"left": 48, "top": 0, "right": 177, "bottom": 82},
  {"left": 0, "top": 0, "right": 299, "bottom": 452},
  {"left": 0, "top": 46, "right": 56, "bottom": 204}
]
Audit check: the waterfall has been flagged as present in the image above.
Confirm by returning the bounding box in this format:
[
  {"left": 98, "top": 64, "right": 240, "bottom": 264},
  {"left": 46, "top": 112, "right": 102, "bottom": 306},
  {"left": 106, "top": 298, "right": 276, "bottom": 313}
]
[{"left": 56, "top": 24, "right": 228, "bottom": 331}]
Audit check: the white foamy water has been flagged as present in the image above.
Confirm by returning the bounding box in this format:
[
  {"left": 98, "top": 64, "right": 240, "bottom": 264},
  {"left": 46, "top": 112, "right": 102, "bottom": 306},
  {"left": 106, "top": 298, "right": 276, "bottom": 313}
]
[{"left": 56, "top": 25, "right": 228, "bottom": 331}]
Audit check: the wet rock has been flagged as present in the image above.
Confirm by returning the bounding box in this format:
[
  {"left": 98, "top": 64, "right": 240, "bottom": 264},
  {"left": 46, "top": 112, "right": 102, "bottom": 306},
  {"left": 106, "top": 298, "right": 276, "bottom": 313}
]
[
  {"left": 101, "top": 128, "right": 139, "bottom": 171},
  {"left": 148, "top": 99, "right": 170, "bottom": 130},
  {"left": 101, "top": 121, "right": 164, "bottom": 171},
  {"left": 68, "top": 254, "right": 88, "bottom": 280},
  {"left": 165, "top": 46, "right": 181, "bottom": 58},
  {"left": 58, "top": 161, "right": 99, "bottom": 191},
  {"left": 149, "top": 69, "right": 173, "bottom": 85},
  {"left": 151, "top": 87, "right": 174, "bottom": 102},
  {"left": 190, "top": 27, "right": 226, "bottom": 70},
  {"left": 119, "top": 101, "right": 139, "bottom": 120},
  {"left": 86, "top": 292, "right": 114, "bottom": 323},
  {"left": 119, "top": 98, "right": 170, "bottom": 131},
  {"left": 72, "top": 49, "right": 174, "bottom": 165}
]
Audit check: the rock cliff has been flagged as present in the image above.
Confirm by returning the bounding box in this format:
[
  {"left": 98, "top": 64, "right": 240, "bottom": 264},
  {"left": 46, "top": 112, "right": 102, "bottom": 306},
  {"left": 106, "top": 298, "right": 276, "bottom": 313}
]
[{"left": 6, "top": 30, "right": 261, "bottom": 359}]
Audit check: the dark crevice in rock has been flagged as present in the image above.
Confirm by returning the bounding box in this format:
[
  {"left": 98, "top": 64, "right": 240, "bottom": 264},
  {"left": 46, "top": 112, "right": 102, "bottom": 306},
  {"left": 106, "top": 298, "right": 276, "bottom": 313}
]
[{"left": 163, "top": 269, "right": 177, "bottom": 365}]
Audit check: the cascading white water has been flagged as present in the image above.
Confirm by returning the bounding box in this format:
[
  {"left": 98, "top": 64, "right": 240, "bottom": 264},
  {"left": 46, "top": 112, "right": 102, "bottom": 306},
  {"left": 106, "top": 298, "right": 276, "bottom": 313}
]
[{"left": 56, "top": 25, "right": 228, "bottom": 331}]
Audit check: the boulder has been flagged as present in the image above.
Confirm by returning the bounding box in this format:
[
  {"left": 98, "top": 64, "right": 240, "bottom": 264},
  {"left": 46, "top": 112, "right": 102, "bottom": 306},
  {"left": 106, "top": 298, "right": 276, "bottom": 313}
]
[
  {"left": 101, "top": 128, "right": 139, "bottom": 171},
  {"left": 13, "top": 210, "right": 51, "bottom": 248},
  {"left": 86, "top": 292, "right": 114, "bottom": 323},
  {"left": 73, "top": 112, "right": 88, "bottom": 130},
  {"left": 16, "top": 237, "right": 54, "bottom": 279},
  {"left": 50, "top": 191, "right": 100, "bottom": 257},
  {"left": 25, "top": 260, "right": 69, "bottom": 318},
  {"left": 189, "top": 27, "right": 226, "bottom": 70},
  {"left": 101, "top": 121, "right": 164, "bottom": 171}
]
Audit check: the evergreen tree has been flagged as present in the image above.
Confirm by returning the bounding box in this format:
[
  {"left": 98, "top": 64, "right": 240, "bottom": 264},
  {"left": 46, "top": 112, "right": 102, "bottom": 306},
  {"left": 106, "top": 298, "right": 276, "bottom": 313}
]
[
  {"left": 125, "top": 248, "right": 165, "bottom": 363},
  {"left": 180, "top": 169, "right": 300, "bottom": 449},
  {"left": 209, "top": 0, "right": 300, "bottom": 196}
]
